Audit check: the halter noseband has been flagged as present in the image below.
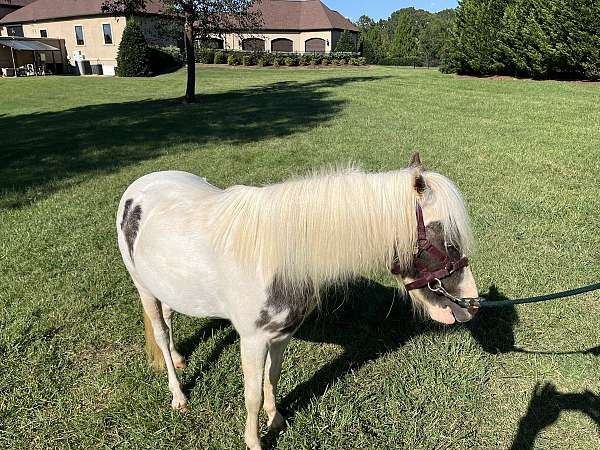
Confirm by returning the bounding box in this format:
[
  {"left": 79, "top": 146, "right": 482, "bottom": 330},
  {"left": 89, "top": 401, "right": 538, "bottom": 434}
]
[{"left": 391, "top": 202, "right": 469, "bottom": 291}]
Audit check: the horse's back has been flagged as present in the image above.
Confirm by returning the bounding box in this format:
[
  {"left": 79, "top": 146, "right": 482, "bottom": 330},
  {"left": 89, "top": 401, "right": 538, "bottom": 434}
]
[{"left": 119, "top": 171, "right": 219, "bottom": 208}]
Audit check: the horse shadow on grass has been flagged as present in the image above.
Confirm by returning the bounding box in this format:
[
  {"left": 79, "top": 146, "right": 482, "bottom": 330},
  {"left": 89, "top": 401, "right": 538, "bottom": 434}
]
[
  {"left": 177, "top": 280, "right": 600, "bottom": 449},
  {"left": 510, "top": 382, "right": 600, "bottom": 450},
  {"left": 0, "top": 74, "right": 389, "bottom": 209}
]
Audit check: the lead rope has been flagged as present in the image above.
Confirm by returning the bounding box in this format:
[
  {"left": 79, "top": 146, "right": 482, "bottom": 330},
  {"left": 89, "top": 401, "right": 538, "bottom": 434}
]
[{"left": 428, "top": 279, "right": 600, "bottom": 309}]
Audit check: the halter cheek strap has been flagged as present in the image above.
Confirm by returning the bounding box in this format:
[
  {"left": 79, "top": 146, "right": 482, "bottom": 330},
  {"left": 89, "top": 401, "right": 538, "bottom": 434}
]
[{"left": 391, "top": 202, "right": 469, "bottom": 290}]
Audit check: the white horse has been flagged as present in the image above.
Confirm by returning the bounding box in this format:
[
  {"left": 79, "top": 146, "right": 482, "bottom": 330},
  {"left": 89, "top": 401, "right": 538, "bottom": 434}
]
[{"left": 116, "top": 154, "right": 479, "bottom": 450}]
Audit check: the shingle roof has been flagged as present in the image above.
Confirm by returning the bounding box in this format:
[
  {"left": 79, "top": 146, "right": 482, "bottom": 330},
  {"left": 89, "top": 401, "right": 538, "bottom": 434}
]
[
  {"left": 1, "top": 0, "right": 358, "bottom": 32},
  {"left": 257, "top": 0, "right": 357, "bottom": 31},
  {"left": 0, "top": 0, "right": 165, "bottom": 24},
  {"left": 0, "top": 0, "right": 35, "bottom": 7}
]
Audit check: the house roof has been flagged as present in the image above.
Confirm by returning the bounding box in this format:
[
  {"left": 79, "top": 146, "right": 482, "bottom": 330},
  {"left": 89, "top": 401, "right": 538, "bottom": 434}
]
[
  {"left": 1, "top": 0, "right": 358, "bottom": 32},
  {"left": 0, "top": 0, "right": 165, "bottom": 24},
  {"left": 0, "top": 0, "right": 35, "bottom": 7},
  {"left": 256, "top": 0, "right": 358, "bottom": 32}
]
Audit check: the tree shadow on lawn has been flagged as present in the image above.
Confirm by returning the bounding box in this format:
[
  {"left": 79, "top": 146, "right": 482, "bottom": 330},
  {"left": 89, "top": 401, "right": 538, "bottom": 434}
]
[{"left": 0, "top": 75, "right": 387, "bottom": 210}]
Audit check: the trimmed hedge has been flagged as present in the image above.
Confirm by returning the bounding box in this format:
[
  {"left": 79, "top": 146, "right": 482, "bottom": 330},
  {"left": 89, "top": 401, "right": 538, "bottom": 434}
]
[
  {"left": 194, "top": 45, "right": 364, "bottom": 68},
  {"left": 194, "top": 50, "right": 365, "bottom": 67},
  {"left": 195, "top": 47, "right": 215, "bottom": 64},
  {"left": 149, "top": 46, "right": 183, "bottom": 74}
]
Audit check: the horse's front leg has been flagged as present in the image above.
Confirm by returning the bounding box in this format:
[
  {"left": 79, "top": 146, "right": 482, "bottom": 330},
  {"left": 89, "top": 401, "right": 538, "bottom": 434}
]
[
  {"left": 263, "top": 336, "right": 290, "bottom": 430},
  {"left": 240, "top": 335, "right": 269, "bottom": 450}
]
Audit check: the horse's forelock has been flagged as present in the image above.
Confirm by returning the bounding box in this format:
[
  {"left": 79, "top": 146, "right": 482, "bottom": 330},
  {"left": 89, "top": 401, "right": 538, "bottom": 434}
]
[{"left": 421, "top": 171, "right": 474, "bottom": 255}]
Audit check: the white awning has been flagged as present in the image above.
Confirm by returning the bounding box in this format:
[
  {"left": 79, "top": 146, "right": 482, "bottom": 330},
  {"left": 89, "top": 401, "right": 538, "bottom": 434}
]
[{"left": 0, "top": 39, "right": 59, "bottom": 51}]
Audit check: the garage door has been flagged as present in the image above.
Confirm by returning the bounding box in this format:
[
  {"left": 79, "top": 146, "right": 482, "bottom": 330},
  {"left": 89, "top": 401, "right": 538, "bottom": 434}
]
[
  {"left": 305, "top": 38, "right": 326, "bottom": 53},
  {"left": 242, "top": 38, "right": 265, "bottom": 51},
  {"left": 271, "top": 38, "right": 293, "bottom": 52}
]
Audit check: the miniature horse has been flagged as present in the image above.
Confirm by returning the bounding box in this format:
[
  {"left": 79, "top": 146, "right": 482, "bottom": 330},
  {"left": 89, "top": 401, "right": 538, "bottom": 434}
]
[{"left": 116, "top": 154, "right": 478, "bottom": 449}]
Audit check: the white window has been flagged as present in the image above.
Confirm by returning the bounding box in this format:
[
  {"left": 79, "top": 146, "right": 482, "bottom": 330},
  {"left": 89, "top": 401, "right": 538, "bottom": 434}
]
[
  {"left": 74, "top": 25, "right": 84, "bottom": 45},
  {"left": 102, "top": 23, "right": 113, "bottom": 45}
]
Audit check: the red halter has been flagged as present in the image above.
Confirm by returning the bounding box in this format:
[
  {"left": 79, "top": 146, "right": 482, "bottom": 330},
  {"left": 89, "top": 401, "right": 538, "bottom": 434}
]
[{"left": 391, "top": 202, "right": 469, "bottom": 290}]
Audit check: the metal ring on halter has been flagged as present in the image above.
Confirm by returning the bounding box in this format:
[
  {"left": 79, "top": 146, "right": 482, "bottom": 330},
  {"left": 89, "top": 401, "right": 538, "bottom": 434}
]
[
  {"left": 427, "top": 278, "right": 480, "bottom": 309},
  {"left": 427, "top": 278, "right": 443, "bottom": 293}
]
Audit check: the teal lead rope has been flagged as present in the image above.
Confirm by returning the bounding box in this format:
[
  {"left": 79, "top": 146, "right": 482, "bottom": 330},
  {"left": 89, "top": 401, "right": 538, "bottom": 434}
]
[{"left": 462, "top": 282, "right": 600, "bottom": 309}]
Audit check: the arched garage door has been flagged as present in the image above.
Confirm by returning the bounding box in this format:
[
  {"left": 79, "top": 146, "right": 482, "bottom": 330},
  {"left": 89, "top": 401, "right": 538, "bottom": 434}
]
[
  {"left": 242, "top": 38, "right": 265, "bottom": 51},
  {"left": 271, "top": 38, "right": 293, "bottom": 52},
  {"left": 305, "top": 38, "right": 326, "bottom": 53}
]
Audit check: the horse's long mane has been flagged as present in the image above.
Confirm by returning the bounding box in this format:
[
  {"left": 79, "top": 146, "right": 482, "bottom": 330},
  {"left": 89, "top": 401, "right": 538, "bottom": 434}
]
[{"left": 210, "top": 167, "right": 472, "bottom": 296}]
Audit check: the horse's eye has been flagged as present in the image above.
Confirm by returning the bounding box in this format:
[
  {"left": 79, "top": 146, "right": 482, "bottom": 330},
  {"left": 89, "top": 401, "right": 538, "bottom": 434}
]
[{"left": 445, "top": 242, "right": 459, "bottom": 252}]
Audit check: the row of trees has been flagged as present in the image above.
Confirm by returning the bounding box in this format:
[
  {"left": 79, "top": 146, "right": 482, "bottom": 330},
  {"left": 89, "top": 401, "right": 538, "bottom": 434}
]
[
  {"left": 448, "top": 0, "right": 600, "bottom": 79},
  {"left": 357, "top": 8, "right": 456, "bottom": 67}
]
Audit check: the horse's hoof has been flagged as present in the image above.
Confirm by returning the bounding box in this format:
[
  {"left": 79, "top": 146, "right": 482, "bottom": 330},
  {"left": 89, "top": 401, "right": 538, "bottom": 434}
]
[
  {"left": 171, "top": 397, "right": 188, "bottom": 412},
  {"left": 174, "top": 358, "right": 187, "bottom": 370},
  {"left": 246, "top": 444, "right": 262, "bottom": 450}
]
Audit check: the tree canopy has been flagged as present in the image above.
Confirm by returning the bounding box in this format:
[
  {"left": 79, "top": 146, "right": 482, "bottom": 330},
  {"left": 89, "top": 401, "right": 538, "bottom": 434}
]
[
  {"left": 447, "top": 0, "right": 600, "bottom": 79},
  {"left": 357, "top": 8, "right": 456, "bottom": 67}
]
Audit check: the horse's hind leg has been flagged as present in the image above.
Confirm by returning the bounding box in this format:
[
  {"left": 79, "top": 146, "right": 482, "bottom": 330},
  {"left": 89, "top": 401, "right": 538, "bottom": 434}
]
[
  {"left": 161, "top": 304, "right": 186, "bottom": 369},
  {"left": 240, "top": 335, "right": 269, "bottom": 450},
  {"left": 263, "top": 337, "right": 290, "bottom": 430},
  {"left": 137, "top": 287, "right": 188, "bottom": 411}
]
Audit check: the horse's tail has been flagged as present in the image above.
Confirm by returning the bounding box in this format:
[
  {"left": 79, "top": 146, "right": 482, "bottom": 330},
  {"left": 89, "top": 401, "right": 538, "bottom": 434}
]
[{"left": 143, "top": 311, "right": 165, "bottom": 371}]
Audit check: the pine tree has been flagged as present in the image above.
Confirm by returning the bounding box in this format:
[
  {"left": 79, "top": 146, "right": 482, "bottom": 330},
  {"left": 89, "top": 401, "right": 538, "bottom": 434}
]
[
  {"left": 335, "top": 30, "right": 355, "bottom": 52},
  {"left": 448, "top": 0, "right": 509, "bottom": 74},
  {"left": 116, "top": 19, "right": 150, "bottom": 77}
]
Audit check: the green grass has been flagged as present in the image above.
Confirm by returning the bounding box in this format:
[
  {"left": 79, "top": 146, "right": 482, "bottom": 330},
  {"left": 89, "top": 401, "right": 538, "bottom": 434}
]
[{"left": 1, "top": 66, "right": 600, "bottom": 449}]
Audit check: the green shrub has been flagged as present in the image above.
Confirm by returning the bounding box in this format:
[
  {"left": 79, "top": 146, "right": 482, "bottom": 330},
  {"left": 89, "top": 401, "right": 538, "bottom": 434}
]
[
  {"left": 339, "top": 58, "right": 347, "bottom": 65},
  {"left": 284, "top": 56, "right": 297, "bottom": 66},
  {"left": 358, "top": 56, "right": 367, "bottom": 66},
  {"left": 149, "top": 46, "right": 183, "bottom": 74},
  {"left": 298, "top": 56, "right": 307, "bottom": 66},
  {"left": 227, "top": 54, "right": 238, "bottom": 66},
  {"left": 322, "top": 57, "right": 330, "bottom": 65},
  {"left": 161, "top": 46, "right": 183, "bottom": 65},
  {"left": 257, "top": 53, "right": 271, "bottom": 66},
  {"left": 214, "top": 51, "right": 226, "bottom": 64},
  {"left": 273, "top": 56, "right": 282, "bottom": 67},
  {"left": 309, "top": 56, "right": 320, "bottom": 65},
  {"left": 242, "top": 54, "right": 253, "bottom": 66},
  {"left": 116, "top": 20, "right": 150, "bottom": 77},
  {"left": 195, "top": 47, "right": 215, "bottom": 64}
]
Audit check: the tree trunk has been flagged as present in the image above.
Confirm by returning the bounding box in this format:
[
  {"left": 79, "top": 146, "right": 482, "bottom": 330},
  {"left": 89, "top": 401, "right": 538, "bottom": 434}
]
[{"left": 184, "top": 17, "right": 196, "bottom": 103}]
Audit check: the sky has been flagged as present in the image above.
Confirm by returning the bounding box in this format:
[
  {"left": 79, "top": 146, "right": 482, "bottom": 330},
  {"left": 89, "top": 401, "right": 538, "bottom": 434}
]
[{"left": 324, "top": 0, "right": 459, "bottom": 21}]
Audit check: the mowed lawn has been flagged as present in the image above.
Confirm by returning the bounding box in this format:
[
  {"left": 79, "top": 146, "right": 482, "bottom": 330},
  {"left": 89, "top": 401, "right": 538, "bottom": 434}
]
[{"left": 1, "top": 66, "right": 600, "bottom": 450}]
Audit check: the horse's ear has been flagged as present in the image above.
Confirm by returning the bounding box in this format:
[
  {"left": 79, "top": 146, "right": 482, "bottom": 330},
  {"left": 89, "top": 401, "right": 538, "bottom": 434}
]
[{"left": 408, "top": 152, "right": 423, "bottom": 170}]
